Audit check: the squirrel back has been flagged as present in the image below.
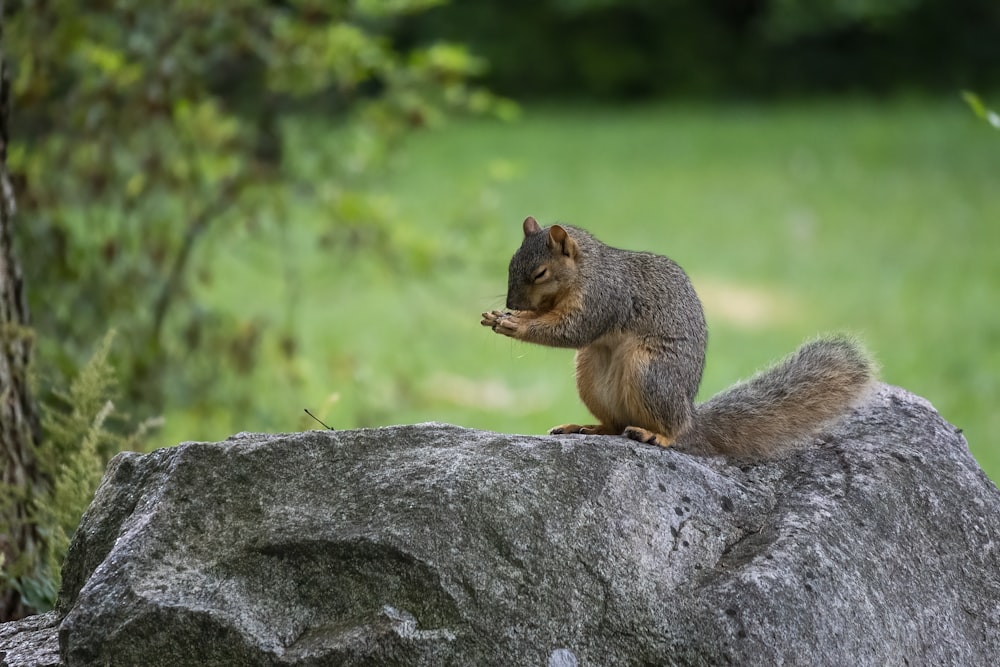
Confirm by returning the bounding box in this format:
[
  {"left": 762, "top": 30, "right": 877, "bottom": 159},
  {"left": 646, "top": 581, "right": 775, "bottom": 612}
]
[{"left": 483, "top": 218, "right": 875, "bottom": 459}]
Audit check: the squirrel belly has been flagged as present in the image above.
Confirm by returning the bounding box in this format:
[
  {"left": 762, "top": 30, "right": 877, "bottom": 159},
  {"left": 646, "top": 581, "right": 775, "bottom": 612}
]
[
  {"left": 574, "top": 331, "right": 673, "bottom": 435},
  {"left": 482, "top": 218, "right": 876, "bottom": 459}
]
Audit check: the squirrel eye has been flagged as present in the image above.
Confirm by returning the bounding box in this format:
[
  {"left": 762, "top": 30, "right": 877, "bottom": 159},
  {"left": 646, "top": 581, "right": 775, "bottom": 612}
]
[{"left": 533, "top": 267, "right": 548, "bottom": 282}]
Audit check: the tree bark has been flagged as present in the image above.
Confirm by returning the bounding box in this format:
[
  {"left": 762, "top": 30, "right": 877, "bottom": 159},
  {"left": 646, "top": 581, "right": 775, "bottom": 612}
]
[{"left": 0, "top": 1, "right": 44, "bottom": 622}]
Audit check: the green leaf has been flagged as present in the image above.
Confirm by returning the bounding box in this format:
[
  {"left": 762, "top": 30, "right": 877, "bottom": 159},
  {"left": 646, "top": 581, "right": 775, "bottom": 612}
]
[{"left": 962, "top": 91, "right": 1000, "bottom": 129}]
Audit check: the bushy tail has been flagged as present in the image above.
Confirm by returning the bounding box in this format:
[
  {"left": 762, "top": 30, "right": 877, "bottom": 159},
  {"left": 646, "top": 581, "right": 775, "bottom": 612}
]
[{"left": 678, "top": 336, "right": 876, "bottom": 459}]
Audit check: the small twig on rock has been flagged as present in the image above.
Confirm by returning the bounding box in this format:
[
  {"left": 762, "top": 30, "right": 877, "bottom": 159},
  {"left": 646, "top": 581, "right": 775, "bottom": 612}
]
[{"left": 303, "top": 408, "right": 334, "bottom": 430}]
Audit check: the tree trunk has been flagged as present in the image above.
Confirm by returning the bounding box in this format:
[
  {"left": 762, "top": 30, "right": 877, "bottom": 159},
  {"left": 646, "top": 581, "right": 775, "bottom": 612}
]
[{"left": 0, "top": 2, "right": 44, "bottom": 622}]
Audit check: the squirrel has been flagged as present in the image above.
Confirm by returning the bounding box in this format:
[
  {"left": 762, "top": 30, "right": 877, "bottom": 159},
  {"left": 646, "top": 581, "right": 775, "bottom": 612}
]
[{"left": 480, "top": 217, "right": 876, "bottom": 459}]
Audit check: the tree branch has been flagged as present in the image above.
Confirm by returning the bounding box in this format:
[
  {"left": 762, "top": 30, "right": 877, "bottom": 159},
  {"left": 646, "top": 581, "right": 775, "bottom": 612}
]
[{"left": 149, "top": 176, "right": 245, "bottom": 350}]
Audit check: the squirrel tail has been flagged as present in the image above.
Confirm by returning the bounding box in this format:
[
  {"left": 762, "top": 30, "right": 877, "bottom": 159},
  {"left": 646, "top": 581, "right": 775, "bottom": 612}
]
[{"left": 678, "top": 336, "right": 877, "bottom": 459}]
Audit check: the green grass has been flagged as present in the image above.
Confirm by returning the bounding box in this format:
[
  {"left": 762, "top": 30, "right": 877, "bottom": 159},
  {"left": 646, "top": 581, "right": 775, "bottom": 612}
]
[{"left": 159, "top": 99, "right": 1000, "bottom": 481}]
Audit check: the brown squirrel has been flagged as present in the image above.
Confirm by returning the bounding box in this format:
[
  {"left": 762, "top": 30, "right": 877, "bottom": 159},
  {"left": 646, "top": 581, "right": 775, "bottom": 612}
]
[{"left": 481, "top": 217, "right": 875, "bottom": 459}]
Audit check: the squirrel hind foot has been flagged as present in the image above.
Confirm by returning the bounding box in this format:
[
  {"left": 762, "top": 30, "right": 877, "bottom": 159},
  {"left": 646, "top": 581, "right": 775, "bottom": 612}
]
[{"left": 623, "top": 426, "right": 675, "bottom": 448}]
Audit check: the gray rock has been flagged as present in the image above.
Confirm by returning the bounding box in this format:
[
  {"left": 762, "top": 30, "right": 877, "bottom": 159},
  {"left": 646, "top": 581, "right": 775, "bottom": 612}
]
[
  {"left": 3, "top": 384, "right": 999, "bottom": 666},
  {"left": 0, "top": 611, "right": 60, "bottom": 667}
]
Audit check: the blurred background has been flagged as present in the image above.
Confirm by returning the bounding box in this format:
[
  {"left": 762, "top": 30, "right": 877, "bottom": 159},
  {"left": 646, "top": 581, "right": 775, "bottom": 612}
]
[{"left": 2, "top": 0, "right": 999, "bottom": 614}]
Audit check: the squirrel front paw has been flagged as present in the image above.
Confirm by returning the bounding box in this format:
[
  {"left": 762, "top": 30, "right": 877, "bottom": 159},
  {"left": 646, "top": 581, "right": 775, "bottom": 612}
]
[
  {"left": 480, "top": 310, "right": 522, "bottom": 338},
  {"left": 480, "top": 309, "right": 508, "bottom": 328}
]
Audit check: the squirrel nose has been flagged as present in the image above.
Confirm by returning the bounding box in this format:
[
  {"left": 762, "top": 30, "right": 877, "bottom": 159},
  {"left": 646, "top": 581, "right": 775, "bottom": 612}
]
[{"left": 505, "top": 294, "right": 526, "bottom": 310}]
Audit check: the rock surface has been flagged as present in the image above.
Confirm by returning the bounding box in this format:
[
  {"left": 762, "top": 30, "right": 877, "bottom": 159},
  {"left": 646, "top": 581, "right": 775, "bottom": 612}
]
[
  {"left": 0, "top": 612, "right": 60, "bottom": 667},
  {"left": 2, "top": 384, "right": 999, "bottom": 666}
]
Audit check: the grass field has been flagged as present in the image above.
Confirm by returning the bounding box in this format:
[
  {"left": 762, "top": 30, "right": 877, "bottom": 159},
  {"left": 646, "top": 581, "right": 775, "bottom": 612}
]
[{"left": 161, "top": 99, "right": 1000, "bottom": 481}]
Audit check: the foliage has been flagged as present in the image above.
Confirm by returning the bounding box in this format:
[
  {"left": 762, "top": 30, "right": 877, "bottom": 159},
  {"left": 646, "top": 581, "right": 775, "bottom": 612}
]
[
  {"left": 7, "top": 0, "right": 507, "bottom": 430},
  {"left": 0, "top": 332, "right": 157, "bottom": 612},
  {"left": 962, "top": 91, "right": 1000, "bottom": 129},
  {"left": 402, "top": 0, "right": 1000, "bottom": 98},
  {"left": 762, "top": 0, "right": 925, "bottom": 37}
]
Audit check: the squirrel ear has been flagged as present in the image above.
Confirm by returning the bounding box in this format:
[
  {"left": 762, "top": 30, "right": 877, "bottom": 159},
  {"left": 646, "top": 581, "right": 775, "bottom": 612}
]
[
  {"left": 547, "top": 224, "right": 578, "bottom": 258},
  {"left": 523, "top": 216, "right": 541, "bottom": 237}
]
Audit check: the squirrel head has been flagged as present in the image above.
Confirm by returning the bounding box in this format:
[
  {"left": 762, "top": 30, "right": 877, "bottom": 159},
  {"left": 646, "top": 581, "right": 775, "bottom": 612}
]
[{"left": 506, "top": 217, "right": 581, "bottom": 312}]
